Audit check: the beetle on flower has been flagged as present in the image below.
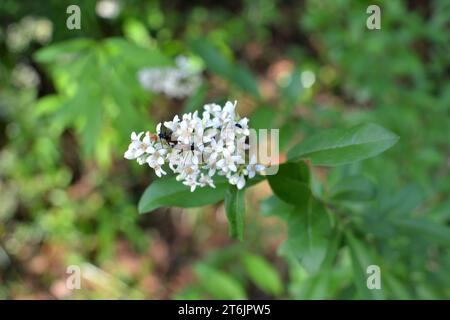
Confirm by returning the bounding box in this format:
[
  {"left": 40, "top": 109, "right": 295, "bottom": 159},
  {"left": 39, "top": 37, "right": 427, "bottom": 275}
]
[{"left": 124, "top": 101, "right": 265, "bottom": 191}]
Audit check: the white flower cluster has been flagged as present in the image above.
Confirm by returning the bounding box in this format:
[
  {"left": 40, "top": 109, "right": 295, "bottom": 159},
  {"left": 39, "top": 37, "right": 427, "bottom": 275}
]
[
  {"left": 138, "top": 56, "right": 201, "bottom": 99},
  {"left": 7, "top": 16, "right": 53, "bottom": 52},
  {"left": 124, "top": 101, "right": 265, "bottom": 191}
]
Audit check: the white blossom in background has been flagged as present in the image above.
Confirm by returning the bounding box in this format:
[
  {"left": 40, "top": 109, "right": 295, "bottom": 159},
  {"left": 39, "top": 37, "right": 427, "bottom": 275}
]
[
  {"left": 138, "top": 56, "right": 201, "bottom": 99},
  {"left": 11, "top": 63, "right": 40, "bottom": 88},
  {"left": 124, "top": 101, "right": 265, "bottom": 191},
  {"left": 95, "top": 0, "right": 121, "bottom": 19},
  {"left": 6, "top": 16, "right": 53, "bottom": 52}
]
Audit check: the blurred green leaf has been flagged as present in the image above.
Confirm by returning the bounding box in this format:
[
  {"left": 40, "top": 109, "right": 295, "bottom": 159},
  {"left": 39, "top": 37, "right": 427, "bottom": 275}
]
[
  {"left": 286, "top": 197, "right": 332, "bottom": 273},
  {"left": 260, "top": 195, "right": 294, "bottom": 220},
  {"left": 242, "top": 253, "right": 283, "bottom": 296},
  {"left": 330, "top": 175, "right": 377, "bottom": 202},
  {"left": 250, "top": 106, "right": 276, "bottom": 130},
  {"left": 194, "top": 264, "right": 247, "bottom": 299},
  {"left": 345, "top": 232, "right": 384, "bottom": 299},
  {"left": 393, "top": 219, "right": 450, "bottom": 245},
  {"left": 191, "top": 39, "right": 260, "bottom": 98},
  {"left": 183, "top": 83, "right": 208, "bottom": 113},
  {"left": 33, "top": 38, "right": 95, "bottom": 63},
  {"left": 224, "top": 186, "right": 246, "bottom": 241},
  {"left": 288, "top": 123, "right": 399, "bottom": 166},
  {"left": 282, "top": 69, "right": 303, "bottom": 107},
  {"left": 229, "top": 65, "right": 261, "bottom": 99},
  {"left": 191, "top": 39, "right": 231, "bottom": 77}
]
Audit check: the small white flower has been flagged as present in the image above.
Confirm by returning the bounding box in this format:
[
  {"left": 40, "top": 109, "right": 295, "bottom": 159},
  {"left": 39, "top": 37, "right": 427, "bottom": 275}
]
[
  {"left": 235, "top": 117, "right": 250, "bottom": 136},
  {"left": 124, "top": 131, "right": 148, "bottom": 160},
  {"left": 246, "top": 155, "right": 265, "bottom": 178},
  {"left": 228, "top": 172, "right": 246, "bottom": 190},
  {"left": 146, "top": 147, "right": 167, "bottom": 167},
  {"left": 153, "top": 165, "right": 167, "bottom": 177},
  {"left": 199, "top": 174, "right": 215, "bottom": 188}
]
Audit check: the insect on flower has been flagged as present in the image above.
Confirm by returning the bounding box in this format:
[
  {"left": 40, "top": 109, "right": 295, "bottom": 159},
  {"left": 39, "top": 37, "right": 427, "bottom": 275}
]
[
  {"left": 124, "top": 100, "right": 266, "bottom": 191},
  {"left": 157, "top": 126, "right": 178, "bottom": 147}
]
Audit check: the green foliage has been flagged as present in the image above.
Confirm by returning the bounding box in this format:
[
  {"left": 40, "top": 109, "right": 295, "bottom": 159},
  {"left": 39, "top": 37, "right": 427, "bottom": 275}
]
[
  {"left": 194, "top": 264, "right": 247, "bottom": 299},
  {"left": 267, "top": 162, "right": 311, "bottom": 207},
  {"left": 345, "top": 232, "right": 384, "bottom": 300},
  {"left": 138, "top": 176, "right": 228, "bottom": 213},
  {"left": 224, "top": 186, "right": 246, "bottom": 241},
  {"left": 34, "top": 38, "right": 170, "bottom": 163},
  {"left": 286, "top": 198, "right": 333, "bottom": 274},
  {"left": 1, "top": 0, "right": 449, "bottom": 300},
  {"left": 241, "top": 253, "right": 283, "bottom": 296},
  {"left": 288, "top": 123, "right": 399, "bottom": 166},
  {"left": 191, "top": 39, "right": 261, "bottom": 99},
  {"left": 329, "top": 175, "right": 377, "bottom": 202}
]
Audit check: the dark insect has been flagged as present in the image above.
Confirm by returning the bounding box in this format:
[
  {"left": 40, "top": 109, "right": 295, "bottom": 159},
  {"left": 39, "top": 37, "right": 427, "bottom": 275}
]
[{"left": 158, "top": 127, "right": 177, "bottom": 147}]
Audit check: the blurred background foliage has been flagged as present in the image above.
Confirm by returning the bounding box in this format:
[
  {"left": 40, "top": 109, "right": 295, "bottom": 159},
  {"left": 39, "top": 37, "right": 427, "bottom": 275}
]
[{"left": 0, "top": 0, "right": 449, "bottom": 299}]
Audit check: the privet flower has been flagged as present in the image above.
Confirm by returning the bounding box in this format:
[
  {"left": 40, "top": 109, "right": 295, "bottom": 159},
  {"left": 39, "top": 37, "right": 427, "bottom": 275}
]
[
  {"left": 138, "top": 56, "right": 201, "bottom": 99},
  {"left": 124, "top": 101, "right": 265, "bottom": 191}
]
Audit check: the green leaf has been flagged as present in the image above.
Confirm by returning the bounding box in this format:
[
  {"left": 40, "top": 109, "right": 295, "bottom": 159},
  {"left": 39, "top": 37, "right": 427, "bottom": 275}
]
[
  {"left": 241, "top": 253, "right": 283, "bottom": 296},
  {"left": 230, "top": 65, "right": 261, "bottom": 99},
  {"left": 138, "top": 176, "right": 228, "bottom": 213},
  {"left": 267, "top": 162, "right": 311, "bottom": 207},
  {"left": 287, "top": 123, "right": 399, "bottom": 166},
  {"left": 191, "top": 40, "right": 260, "bottom": 98},
  {"left": 104, "top": 38, "right": 170, "bottom": 69},
  {"left": 286, "top": 197, "right": 332, "bottom": 273},
  {"left": 260, "top": 195, "right": 294, "bottom": 220},
  {"left": 393, "top": 219, "right": 450, "bottom": 245},
  {"left": 330, "top": 175, "right": 377, "bottom": 202},
  {"left": 33, "top": 38, "right": 95, "bottom": 63},
  {"left": 191, "top": 39, "right": 232, "bottom": 77},
  {"left": 183, "top": 83, "right": 208, "bottom": 113},
  {"left": 194, "top": 264, "right": 247, "bottom": 299},
  {"left": 81, "top": 100, "right": 103, "bottom": 156},
  {"left": 345, "top": 232, "right": 384, "bottom": 299},
  {"left": 224, "top": 186, "right": 246, "bottom": 240},
  {"left": 250, "top": 106, "right": 276, "bottom": 130},
  {"left": 282, "top": 69, "right": 304, "bottom": 107}
]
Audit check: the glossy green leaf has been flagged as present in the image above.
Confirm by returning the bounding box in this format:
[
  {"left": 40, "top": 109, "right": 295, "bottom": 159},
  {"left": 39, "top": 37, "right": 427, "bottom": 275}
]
[
  {"left": 138, "top": 176, "right": 228, "bottom": 213},
  {"left": 267, "top": 162, "right": 311, "bottom": 207},
  {"left": 288, "top": 123, "right": 399, "bottom": 166}
]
